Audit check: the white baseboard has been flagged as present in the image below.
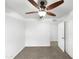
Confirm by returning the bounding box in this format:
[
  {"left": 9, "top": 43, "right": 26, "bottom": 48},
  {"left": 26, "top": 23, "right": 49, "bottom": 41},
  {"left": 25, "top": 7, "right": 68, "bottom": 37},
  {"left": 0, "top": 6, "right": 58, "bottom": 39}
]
[
  {"left": 6, "top": 47, "right": 25, "bottom": 59},
  {"left": 13, "top": 47, "right": 24, "bottom": 59},
  {"left": 25, "top": 44, "right": 50, "bottom": 47},
  {"left": 25, "top": 46, "right": 50, "bottom": 47}
]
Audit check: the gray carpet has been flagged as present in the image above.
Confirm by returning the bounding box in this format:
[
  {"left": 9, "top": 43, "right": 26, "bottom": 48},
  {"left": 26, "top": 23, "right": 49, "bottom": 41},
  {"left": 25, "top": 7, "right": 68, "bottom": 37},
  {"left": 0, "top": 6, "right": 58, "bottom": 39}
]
[{"left": 14, "top": 47, "right": 72, "bottom": 59}]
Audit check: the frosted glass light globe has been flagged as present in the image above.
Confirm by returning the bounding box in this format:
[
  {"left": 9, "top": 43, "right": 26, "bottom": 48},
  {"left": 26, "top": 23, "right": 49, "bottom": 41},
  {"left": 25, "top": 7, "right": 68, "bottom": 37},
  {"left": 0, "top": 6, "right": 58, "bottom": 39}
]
[{"left": 38, "top": 11, "right": 46, "bottom": 17}]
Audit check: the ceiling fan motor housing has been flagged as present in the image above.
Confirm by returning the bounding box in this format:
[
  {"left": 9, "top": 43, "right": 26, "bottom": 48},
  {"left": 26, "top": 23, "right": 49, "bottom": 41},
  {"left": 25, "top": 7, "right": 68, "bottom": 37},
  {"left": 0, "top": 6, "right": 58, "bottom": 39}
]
[{"left": 38, "top": 0, "right": 47, "bottom": 7}]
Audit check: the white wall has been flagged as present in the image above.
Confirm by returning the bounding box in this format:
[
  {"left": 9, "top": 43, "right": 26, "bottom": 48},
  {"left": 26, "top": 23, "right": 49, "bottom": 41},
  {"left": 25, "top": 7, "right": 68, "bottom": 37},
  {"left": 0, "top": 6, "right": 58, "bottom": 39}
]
[
  {"left": 50, "top": 23, "right": 58, "bottom": 41},
  {"left": 65, "top": 12, "right": 73, "bottom": 57},
  {"left": 5, "top": 15, "right": 25, "bottom": 59},
  {"left": 25, "top": 18, "right": 58, "bottom": 47},
  {"left": 65, "top": 20, "right": 73, "bottom": 57},
  {"left": 25, "top": 20, "right": 51, "bottom": 47}
]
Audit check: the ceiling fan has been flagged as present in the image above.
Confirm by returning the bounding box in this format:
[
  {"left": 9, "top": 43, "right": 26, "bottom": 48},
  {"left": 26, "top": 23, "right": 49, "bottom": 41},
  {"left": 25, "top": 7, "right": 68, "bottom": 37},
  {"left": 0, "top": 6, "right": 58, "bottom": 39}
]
[{"left": 25, "top": 0, "right": 64, "bottom": 18}]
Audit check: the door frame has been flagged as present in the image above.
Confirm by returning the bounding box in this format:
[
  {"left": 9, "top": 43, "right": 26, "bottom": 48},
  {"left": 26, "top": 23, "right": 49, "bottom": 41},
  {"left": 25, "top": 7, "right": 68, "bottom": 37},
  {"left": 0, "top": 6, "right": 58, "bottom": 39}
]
[{"left": 64, "top": 21, "right": 66, "bottom": 52}]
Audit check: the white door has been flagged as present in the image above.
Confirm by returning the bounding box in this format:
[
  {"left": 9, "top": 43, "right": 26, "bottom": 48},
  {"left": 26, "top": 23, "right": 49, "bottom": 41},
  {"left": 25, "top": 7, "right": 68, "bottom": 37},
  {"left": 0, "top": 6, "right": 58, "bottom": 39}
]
[{"left": 58, "top": 22, "right": 64, "bottom": 52}]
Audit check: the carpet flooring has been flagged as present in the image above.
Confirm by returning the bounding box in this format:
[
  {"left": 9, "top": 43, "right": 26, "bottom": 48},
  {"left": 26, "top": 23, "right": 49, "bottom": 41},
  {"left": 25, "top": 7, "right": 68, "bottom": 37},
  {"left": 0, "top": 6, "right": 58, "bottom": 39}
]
[{"left": 14, "top": 47, "right": 72, "bottom": 59}]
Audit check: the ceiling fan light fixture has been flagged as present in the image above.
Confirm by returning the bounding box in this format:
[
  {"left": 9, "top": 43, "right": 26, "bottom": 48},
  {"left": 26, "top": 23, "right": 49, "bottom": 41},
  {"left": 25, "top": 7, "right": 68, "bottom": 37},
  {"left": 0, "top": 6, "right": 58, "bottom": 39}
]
[
  {"left": 26, "top": 0, "right": 64, "bottom": 17},
  {"left": 38, "top": 11, "right": 46, "bottom": 17}
]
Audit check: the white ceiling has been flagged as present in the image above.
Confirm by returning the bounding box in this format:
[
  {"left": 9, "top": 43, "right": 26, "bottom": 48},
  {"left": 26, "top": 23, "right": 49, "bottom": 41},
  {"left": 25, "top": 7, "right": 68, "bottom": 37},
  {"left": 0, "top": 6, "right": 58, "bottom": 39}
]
[{"left": 5, "top": 0, "right": 73, "bottom": 19}]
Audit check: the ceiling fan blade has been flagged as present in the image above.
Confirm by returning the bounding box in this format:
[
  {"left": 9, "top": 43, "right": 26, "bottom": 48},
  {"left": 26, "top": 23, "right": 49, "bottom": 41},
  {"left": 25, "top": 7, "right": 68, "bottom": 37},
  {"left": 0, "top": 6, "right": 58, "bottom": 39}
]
[
  {"left": 47, "top": 12, "right": 56, "bottom": 16},
  {"left": 46, "top": 0, "right": 64, "bottom": 10},
  {"left": 25, "top": 11, "right": 38, "bottom": 14},
  {"left": 28, "top": 0, "right": 39, "bottom": 9}
]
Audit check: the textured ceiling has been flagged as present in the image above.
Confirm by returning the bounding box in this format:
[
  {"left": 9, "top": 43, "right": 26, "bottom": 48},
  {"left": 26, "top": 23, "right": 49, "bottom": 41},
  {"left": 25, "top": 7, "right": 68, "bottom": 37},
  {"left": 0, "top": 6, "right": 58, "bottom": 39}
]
[{"left": 5, "top": 0, "right": 73, "bottom": 19}]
